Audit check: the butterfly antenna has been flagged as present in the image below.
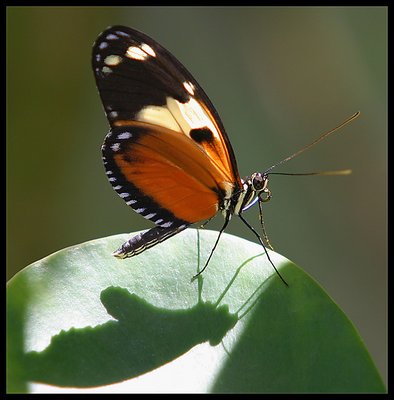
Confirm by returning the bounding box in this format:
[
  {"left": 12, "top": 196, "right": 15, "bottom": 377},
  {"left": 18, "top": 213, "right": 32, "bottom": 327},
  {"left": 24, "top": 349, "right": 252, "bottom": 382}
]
[
  {"left": 268, "top": 169, "right": 352, "bottom": 177},
  {"left": 264, "top": 111, "right": 360, "bottom": 174}
]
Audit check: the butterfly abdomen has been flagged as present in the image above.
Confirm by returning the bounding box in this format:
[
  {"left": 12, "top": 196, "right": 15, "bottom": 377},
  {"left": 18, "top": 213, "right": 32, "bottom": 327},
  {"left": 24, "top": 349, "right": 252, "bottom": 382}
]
[{"left": 113, "top": 224, "right": 188, "bottom": 259}]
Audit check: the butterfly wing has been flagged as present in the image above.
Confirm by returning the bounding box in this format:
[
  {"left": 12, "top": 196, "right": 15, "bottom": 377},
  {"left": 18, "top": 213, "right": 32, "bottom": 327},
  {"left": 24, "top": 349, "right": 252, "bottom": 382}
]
[
  {"left": 92, "top": 26, "right": 242, "bottom": 256},
  {"left": 102, "top": 123, "right": 227, "bottom": 226}
]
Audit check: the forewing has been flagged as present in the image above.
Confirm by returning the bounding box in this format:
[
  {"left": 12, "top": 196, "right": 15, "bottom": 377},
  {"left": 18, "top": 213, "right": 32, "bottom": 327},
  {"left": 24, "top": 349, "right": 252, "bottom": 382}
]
[{"left": 92, "top": 25, "right": 242, "bottom": 189}]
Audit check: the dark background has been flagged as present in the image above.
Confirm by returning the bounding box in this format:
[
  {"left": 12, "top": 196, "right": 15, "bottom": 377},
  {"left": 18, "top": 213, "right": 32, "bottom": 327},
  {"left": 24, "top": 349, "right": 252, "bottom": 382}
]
[{"left": 7, "top": 7, "right": 387, "bottom": 385}]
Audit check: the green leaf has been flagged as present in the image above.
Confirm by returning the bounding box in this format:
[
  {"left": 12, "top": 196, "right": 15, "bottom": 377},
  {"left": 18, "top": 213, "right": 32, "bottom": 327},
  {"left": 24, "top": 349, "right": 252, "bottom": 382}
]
[{"left": 7, "top": 229, "right": 385, "bottom": 393}]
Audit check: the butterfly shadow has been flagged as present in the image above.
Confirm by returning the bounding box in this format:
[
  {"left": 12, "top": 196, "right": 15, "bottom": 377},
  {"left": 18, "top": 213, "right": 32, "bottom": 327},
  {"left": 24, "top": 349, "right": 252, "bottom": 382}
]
[
  {"left": 23, "top": 284, "right": 239, "bottom": 388},
  {"left": 22, "top": 230, "right": 277, "bottom": 389}
]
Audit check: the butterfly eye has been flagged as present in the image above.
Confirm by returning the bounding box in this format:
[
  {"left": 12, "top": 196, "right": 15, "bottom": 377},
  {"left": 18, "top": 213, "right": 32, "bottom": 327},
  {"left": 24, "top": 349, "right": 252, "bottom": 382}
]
[
  {"left": 250, "top": 173, "right": 271, "bottom": 202},
  {"left": 251, "top": 173, "right": 268, "bottom": 192}
]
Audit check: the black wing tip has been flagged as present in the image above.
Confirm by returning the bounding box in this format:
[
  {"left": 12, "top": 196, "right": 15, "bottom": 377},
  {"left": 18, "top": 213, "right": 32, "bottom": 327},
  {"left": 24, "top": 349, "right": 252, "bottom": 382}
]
[
  {"left": 92, "top": 25, "right": 154, "bottom": 62},
  {"left": 102, "top": 25, "right": 130, "bottom": 34},
  {"left": 96, "top": 25, "right": 148, "bottom": 42}
]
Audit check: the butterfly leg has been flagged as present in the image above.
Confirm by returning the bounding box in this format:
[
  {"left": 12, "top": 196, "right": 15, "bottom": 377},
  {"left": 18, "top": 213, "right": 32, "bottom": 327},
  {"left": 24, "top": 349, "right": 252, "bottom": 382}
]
[
  {"left": 191, "top": 213, "right": 231, "bottom": 282},
  {"left": 113, "top": 224, "right": 189, "bottom": 258},
  {"left": 258, "top": 198, "right": 274, "bottom": 251},
  {"left": 238, "top": 213, "right": 288, "bottom": 287}
]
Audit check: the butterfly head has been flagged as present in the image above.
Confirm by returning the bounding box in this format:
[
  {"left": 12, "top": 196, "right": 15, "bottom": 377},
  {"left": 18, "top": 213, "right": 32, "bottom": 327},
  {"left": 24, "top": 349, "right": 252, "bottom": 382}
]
[
  {"left": 232, "top": 172, "right": 271, "bottom": 215},
  {"left": 250, "top": 172, "right": 271, "bottom": 202}
]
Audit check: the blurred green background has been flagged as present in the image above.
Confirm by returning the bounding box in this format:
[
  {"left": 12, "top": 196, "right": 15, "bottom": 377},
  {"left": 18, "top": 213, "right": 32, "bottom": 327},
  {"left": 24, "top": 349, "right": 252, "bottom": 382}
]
[{"left": 7, "top": 7, "right": 387, "bottom": 386}]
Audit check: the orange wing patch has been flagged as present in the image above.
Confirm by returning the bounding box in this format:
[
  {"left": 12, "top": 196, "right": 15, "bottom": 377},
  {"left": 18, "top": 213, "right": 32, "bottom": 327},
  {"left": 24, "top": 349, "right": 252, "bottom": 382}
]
[{"left": 113, "top": 123, "right": 231, "bottom": 223}]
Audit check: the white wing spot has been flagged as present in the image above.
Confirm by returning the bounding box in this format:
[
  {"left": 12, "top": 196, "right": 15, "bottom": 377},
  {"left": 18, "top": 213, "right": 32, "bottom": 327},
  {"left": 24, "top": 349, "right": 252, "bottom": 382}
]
[
  {"left": 126, "top": 46, "right": 147, "bottom": 60},
  {"left": 126, "top": 199, "right": 137, "bottom": 205},
  {"left": 120, "top": 193, "right": 130, "bottom": 198},
  {"left": 102, "top": 66, "right": 112, "bottom": 74},
  {"left": 104, "top": 55, "right": 122, "bottom": 66},
  {"left": 141, "top": 43, "right": 156, "bottom": 57},
  {"left": 126, "top": 43, "right": 156, "bottom": 61},
  {"left": 110, "top": 143, "right": 121, "bottom": 152},
  {"left": 183, "top": 81, "right": 195, "bottom": 96},
  {"left": 135, "top": 208, "right": 146, "bottom": 213},
  {"left": 161, "top": 221, "right": 173, "bottom": 228},
  {"left": 144, "top": 213, "right": 157, "bottom": 220},
  {"left": 106, "top": 33, "right": 118, "bottom": 40},
  {"left": 108, "top": 111, "right": 118, "bottom": 118},
  {"left": 99, "top": 42, "right": 108, "bottom": 50},
  {"left": 115, "top": 30, "right": 130, "bottom": 37},
  {"left": 117, "top": 131, "right": 132, "bottom": 140}
]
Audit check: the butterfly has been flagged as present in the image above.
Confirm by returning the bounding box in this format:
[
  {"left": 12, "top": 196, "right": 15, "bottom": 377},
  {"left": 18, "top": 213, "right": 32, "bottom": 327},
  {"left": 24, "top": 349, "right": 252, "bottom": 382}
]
[{"left": 92, "top": 25, "right": 359, "bottom": 284}]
